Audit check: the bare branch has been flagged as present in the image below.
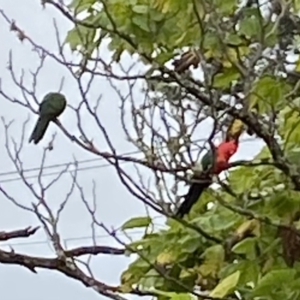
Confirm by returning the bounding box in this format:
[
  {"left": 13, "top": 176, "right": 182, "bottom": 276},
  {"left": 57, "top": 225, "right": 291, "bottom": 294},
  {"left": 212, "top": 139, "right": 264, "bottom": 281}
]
[{"left": 0, "top": 227, "right": 39, "bottom": 241}]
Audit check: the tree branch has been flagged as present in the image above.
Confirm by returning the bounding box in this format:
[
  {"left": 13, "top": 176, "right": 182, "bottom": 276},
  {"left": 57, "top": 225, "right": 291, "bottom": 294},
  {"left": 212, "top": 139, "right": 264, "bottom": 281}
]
[
  {"left": 0, "top": 248, "right": 128, "bottom": 300},
  {"left": 65, "top": 246, "right": 125, "bottom": 257},
  {"left": 0, "top": 226, "right": 39, "bottom": 241}
]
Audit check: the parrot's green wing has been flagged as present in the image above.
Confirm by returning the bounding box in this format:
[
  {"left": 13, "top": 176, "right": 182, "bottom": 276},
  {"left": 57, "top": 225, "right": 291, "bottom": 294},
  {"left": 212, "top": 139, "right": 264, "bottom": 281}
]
[
  {"left": 40, "top": 93, "right": 67, "bottom": 117},
  {"left": 29, "top": 92, "right": 67, "bottom": 144},
  {"left": 175, "top": 147, "right": 215, "bottom": 218},
  {"left": 200, "top": 147, "right": 215, "bottom": 171}
]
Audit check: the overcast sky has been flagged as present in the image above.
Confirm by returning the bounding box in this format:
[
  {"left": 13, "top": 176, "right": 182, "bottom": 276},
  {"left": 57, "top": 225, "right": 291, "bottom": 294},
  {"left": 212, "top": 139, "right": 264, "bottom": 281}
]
[{"left": 0, "top": 1, "right": 264, "bottom": 300}]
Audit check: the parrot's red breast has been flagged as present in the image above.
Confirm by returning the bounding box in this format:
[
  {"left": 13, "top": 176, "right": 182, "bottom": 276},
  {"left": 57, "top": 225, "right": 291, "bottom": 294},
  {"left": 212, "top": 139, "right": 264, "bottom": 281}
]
[{"left": 213, "top": 140, "right": 238, "bottom": 173}]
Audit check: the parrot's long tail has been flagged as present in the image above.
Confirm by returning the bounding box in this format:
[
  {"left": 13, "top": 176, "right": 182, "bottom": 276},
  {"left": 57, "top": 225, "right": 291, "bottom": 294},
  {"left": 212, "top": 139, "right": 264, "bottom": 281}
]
[
  {"left": 29, "top": 117, "right": 51, "bottom": 144},
  {"left": 175, "top": 178, "right": 211, "bottom": 218}
]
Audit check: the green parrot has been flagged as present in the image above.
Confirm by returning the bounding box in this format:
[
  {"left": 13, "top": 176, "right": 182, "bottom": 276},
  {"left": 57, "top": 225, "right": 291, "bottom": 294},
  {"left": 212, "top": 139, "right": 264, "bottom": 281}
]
[
  {"left": 29, "top": 92, "right": 67, "bottom": 144},
  {"left": 175, "top": 149, "right": 214, "bottom": 218}
]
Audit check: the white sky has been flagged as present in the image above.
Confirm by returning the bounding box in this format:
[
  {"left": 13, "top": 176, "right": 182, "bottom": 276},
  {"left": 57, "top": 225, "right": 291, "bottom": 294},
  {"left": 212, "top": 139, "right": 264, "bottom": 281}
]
[{"left": 0, "top": 1, "right": 264, "bottom": 299}]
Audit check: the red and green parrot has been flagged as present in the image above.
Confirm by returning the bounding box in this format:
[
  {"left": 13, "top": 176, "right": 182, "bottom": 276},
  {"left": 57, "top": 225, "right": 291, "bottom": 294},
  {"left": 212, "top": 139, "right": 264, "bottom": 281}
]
[
  {"left": 175, "top": 139, "right": 239, "bottom": 218},
  {"left": 29, "top": 92, "right": 67, "bottom": 144}
]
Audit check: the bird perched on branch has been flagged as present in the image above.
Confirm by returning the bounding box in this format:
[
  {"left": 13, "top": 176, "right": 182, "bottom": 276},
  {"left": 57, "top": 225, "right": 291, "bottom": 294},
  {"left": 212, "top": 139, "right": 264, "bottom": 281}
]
[
  {"left": 29, "top": 92, "right": 67, "bottom": 144},
  {"left": 172, "top": 50, "right": 200, "bottom": 73},
  {"left": 175, "top": 140, "right": 239, "bottom": 218}
]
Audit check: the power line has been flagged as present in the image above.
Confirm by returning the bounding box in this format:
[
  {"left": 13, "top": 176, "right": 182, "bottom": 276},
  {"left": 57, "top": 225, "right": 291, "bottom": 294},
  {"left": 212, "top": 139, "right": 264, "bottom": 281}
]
[
  {"left": 1, "top": 161, "right": 123, "bottom": 183},
  {"left": 0, "top": 137, "right": 259, "bottom": 183},
  {"left": 1, "top": 230, "right": 145, "bottom": 248},
  {"left": 0, "top": 148, "right": 143, "bottom": 177}
]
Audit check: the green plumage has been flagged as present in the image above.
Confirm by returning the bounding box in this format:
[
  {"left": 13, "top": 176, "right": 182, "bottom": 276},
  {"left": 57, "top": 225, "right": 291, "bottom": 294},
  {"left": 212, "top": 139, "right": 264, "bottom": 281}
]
[
  {"left": 175, "top": 147, "right": 215, "bottom": 218},
  {"left": 29, "top": 92, "right": 67, "bottom": 144},
  {"left": 201, "top": 149, "right": 213, "bottom": 171}
]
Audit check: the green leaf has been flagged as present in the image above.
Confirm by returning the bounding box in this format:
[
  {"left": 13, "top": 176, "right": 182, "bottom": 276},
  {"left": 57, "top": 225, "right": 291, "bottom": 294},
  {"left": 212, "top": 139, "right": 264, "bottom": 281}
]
[
  {"left": 68, "top": 0, "right": 96, "bottom": 14},
  {"left": 253, "top": 269, "right": 297, "bottom": 296},
  {"left": 132, "top": 5, "right": 149, "bottom": 14},
  {"left": 121, "top": 216, "right": 152, "bottom": 230},
  {"left": 215, "top": 0, "right": 237, "bottom": 14},
  {"left": 239, "top": 16, "right": 260, "bottom": 38},
  {"left": 235, "top": 261, "right": 259, "bottom": 286},
  {"left": 65, "top": 28, "right": 82, "bottom": 51},
  {"left": 155, "top": 52, "right": 175, "bottom": 64},
  {"left": 210, "top": 271, "right": 240, "bottom": 298},
  {"left": 151, "top": 290, "right": 193, "bottom": 300},
  {"left": 203, "top": 32, "right": 220, "bottom": 51},
  {"left": 213, "top": 68, "right": 241, "bottom": 89},
  {"left": 156, "top": 249, "right": 178, "bottom": 264},
  {"left": 179, "top": 268, "right": 196, "bottom": 279},
  {"left": 171, "top": 294, "right": 193, "bottom": 300},
  {"left": 225, "top": 33, "right": 244, "bottom": 46},
  {"left": 199, "top": 245, "right": 225, "bottom": 277},
  {"left": 132, "top": 15, "right": 151, "bottom": 32},
  {"left": 65, "top": 25, "right": 96, "bottom": 52},
  {"left": 294, "top": 0, "right": 300, "bottom": 13},
  {"left": 280, "top": 100, "right": 300, "bottom": 143},
  {"left": 296, "top": 58, "right": 300, "bottom": 72},
  {"left": 179, "top": 235, "right": 202, "bottom": 253},
  {"left": 140, "top": 269, "right": 163, "bottom": 288},
  {"left": 232, "top": 237, "right": 257, "bottom": 260},
  {"left": 250, "top": 75, "right": 290, "bottom": 113}
]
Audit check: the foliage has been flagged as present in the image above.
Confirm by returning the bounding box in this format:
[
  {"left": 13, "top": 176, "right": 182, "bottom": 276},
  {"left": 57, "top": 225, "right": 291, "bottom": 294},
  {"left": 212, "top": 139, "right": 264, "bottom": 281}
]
[
  {"left": 62, "top": 0, "right": 300, "bottom": 298},
  {"left": 3, "top": 0, "right": 300, "bottom": 299}
]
